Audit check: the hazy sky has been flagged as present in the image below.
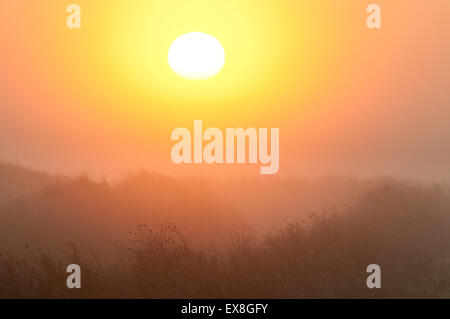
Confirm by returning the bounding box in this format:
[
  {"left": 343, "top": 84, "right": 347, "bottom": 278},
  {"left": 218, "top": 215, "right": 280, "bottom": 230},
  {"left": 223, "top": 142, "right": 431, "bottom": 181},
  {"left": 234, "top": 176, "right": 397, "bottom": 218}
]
[{"left": 0, "top": 1, "right": 449, "bottom": 180}]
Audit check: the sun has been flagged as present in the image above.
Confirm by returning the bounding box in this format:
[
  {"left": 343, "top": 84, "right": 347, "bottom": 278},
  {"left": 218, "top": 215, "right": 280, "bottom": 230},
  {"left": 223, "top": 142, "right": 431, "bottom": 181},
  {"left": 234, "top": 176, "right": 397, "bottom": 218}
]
[{"left": 168, "top": 32, "right": 226, "bottom": 80}]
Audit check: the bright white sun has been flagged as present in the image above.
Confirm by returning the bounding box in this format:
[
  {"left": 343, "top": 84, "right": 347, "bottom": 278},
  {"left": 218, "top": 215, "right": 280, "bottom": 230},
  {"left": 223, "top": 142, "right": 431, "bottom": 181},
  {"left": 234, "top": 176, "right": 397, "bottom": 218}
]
[{"left": 168, "top": 32, "right": 225, "bottom": 80}]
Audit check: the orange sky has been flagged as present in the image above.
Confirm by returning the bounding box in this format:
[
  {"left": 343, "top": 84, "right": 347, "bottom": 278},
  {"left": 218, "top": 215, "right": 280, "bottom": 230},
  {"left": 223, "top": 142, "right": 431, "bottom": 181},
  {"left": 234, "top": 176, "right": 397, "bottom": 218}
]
[{"left": 0, "top": 1, "right": 449, "bottom": 180}]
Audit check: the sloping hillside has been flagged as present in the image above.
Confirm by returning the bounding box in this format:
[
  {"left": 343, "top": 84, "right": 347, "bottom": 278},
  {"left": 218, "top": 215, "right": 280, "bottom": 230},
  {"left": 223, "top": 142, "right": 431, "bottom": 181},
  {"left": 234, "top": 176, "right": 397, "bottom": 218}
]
[{"left": 0, "top": 162, "right": 54, "bottom": 206}]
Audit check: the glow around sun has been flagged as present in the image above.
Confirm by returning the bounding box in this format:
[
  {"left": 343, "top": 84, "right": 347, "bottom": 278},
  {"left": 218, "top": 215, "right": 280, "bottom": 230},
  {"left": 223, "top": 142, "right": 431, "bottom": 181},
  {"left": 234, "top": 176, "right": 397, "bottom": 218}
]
[{"left": 168, "top": 32, "right": 226, "bottom": 80}]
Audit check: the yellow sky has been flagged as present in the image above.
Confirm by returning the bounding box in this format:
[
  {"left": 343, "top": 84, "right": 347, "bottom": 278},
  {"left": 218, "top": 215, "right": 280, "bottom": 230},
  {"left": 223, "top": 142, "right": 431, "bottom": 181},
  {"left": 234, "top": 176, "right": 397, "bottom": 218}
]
[{"left": 0, "top": 1, "right": 449, "bottom": 179}]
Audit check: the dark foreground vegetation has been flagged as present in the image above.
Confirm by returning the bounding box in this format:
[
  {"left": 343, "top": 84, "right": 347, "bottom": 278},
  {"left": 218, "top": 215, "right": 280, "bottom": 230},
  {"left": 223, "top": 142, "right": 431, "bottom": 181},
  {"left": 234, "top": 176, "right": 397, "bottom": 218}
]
[{"left": 0, "top": 163, "right": 450, "bottom": 298}]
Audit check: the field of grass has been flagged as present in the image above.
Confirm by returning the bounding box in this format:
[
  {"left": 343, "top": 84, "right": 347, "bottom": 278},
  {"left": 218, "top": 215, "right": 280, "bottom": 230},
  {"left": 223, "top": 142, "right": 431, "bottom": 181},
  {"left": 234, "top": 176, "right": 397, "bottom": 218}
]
[{"left": 1, "top": 164, "right": 450, "bottom": 298}]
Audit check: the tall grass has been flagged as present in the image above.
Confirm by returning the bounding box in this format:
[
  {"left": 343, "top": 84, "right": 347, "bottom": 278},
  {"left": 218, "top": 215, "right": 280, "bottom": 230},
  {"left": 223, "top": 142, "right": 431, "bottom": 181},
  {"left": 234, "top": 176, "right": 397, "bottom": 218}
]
[{"left": 1, "top": 171, "right": 450, "bottom": 298}]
